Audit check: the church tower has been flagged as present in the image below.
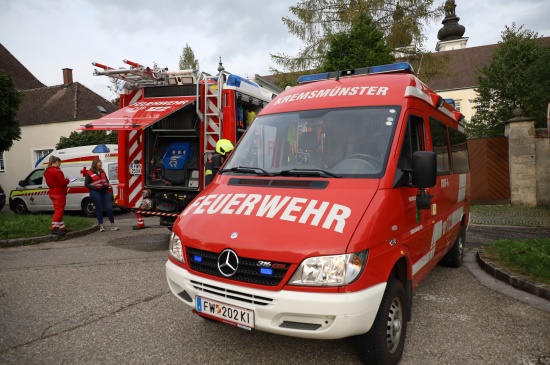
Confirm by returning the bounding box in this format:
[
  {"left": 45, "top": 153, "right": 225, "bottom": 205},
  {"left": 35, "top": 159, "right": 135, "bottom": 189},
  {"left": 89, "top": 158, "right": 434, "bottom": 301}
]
[{"left": 436, "top": 0, "right": 468, "bottom": 51}]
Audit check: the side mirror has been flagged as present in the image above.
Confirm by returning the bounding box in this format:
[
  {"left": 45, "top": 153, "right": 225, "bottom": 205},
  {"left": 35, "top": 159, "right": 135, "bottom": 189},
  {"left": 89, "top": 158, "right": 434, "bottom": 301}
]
[
  {"left": 18, "top": 180, "right": 27, "bottom": 187},
  {"left": 412, "top": 151, "right": 436, "bottom": 211},
  {"left": 412, "top": 151, "right": 436, "bottom": 188}
]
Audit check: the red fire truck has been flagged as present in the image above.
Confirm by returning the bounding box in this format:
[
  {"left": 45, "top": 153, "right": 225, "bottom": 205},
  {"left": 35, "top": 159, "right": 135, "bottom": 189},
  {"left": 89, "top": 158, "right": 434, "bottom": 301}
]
[
  {"left": 82, "top": 59, "right": 278, "bottom": 226},
  {"left": 166, "top": 62, "right": 471, "bottom": 364}
]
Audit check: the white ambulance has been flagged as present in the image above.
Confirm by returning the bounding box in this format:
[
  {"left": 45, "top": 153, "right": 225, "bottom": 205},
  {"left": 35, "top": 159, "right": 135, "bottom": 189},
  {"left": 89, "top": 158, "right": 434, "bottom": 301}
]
[{"left": 9, "top": 144, "right": 119, "bottom": 216}]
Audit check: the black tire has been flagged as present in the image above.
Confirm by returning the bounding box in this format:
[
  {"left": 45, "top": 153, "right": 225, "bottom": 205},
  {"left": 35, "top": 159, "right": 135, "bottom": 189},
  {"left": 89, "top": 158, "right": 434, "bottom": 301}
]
[
  {"left": 13, "top": 199, "right": 29, "bottom": 214},
  {"left": 81, "top": 198, "right": 96, "bottom": 217},
  {"left": 357, "top": 279, "right": 408, "bottom": 365},
  {"left": 443, "top": 226, "right": 466, "bottom": 268}
]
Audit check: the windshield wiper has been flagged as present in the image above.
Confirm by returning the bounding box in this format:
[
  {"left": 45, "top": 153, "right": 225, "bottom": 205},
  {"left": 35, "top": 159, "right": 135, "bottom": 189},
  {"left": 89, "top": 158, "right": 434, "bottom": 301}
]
[
  {"left": 278, "top": 168, "right": 342, "bottom": 178},
  {"left": 220, "top": 166, "right": 273, "bottom": 176}
]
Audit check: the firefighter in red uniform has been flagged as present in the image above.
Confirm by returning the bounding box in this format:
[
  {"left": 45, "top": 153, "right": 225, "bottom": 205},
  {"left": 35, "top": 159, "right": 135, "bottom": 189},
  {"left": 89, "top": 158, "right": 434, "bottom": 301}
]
[
  {"left": 205, "top": 139, "right": 234, "bottom": 185},
  {"left": 43, "top": 156, "right": 70, "bottom": 235},
  {"left": 85, "top": 158, "right": 119, "bottom": 232}
]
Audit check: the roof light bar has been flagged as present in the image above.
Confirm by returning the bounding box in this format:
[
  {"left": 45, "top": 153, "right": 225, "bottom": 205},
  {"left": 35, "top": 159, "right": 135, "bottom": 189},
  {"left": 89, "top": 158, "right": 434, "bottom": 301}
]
[
  {"left": 297, "top": 62, "right": 414, "bottom": 84},
  {"left": 444, "top": 98, "right": 456, "bottom": 108},
  {"left": 226, "top": 74, "right": 259, "bottom": 88}
]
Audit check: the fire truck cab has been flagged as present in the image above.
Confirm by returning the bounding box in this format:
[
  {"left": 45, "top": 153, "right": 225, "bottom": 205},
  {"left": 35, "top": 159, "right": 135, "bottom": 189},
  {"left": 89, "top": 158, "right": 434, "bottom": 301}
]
[
  {"left": 166, "top": 62, "right": 471, "bottom": 364},
  {"left": 82, "top": 60, "right": 278, "bottom": 225}
]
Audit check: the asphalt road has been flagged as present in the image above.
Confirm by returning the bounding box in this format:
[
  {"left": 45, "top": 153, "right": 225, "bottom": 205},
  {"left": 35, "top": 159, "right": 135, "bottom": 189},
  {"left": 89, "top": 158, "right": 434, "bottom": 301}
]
[{"left": 0, "top": 217, "right": 549, "bottom": 365}]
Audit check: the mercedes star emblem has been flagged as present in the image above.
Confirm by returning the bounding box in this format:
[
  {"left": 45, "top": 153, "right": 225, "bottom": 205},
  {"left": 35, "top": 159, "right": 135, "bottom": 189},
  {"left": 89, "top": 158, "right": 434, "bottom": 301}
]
[{"left": 218, "top": 249, "right": 239, "bottom": 277}]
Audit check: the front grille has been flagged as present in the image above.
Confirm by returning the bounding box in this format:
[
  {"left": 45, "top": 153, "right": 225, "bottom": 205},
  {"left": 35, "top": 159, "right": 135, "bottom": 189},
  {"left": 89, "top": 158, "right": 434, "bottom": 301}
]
[
  {"left": 190, "top": 280, "right": 273, "bottom": 306},
  {"left": 186, "top": 247, "right": 290, "bottom": 286}
]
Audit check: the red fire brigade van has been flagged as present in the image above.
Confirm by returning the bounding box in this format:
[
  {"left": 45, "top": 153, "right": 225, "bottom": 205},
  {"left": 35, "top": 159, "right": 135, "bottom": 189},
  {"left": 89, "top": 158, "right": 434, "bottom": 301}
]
[{"left": 166, "top": 62, "right": 470, "bottom": 364}]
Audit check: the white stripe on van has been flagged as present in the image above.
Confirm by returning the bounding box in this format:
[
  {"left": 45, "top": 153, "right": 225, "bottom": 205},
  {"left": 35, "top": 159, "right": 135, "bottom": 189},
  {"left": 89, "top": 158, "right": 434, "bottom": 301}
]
[
  {"left": 438, "top": 105, "right": 455, "bottom": 120},
  {"left": 457, "top": 174, "right": 467, "bottom": 202},
  {"left": 412, "top": 207, "right": 464, "bottom": 276},
  {"left": 404, "top": 86, "right": 432, "bottom": 105}
]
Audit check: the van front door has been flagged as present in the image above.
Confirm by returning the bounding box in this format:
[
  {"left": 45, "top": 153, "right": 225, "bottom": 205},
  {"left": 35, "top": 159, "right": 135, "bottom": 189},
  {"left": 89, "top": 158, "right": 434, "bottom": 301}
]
[
  {"left": 394, "top": 112, "right": 436, "bottom": 285},
  {"left": 20, "top": 169, "right": 47, "bottom": 211}
]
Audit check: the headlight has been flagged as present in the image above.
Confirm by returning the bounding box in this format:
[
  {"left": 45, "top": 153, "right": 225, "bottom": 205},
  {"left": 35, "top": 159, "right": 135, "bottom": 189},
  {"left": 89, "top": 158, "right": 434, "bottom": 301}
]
[
  {"left": 169, "top": 232, "right": 184, "bottom": 262},
  {"left": 289, "top": 251, "right": 367, "bottom": 286}
]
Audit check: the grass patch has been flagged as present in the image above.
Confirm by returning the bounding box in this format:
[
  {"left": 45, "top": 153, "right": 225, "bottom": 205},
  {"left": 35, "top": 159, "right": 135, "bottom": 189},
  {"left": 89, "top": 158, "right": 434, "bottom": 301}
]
[
  {"left": 0, "top": 214, "right": 96, "bottom": 240},
  {"left": 484, "top": 238, "right": 550, "bottom": 285}
]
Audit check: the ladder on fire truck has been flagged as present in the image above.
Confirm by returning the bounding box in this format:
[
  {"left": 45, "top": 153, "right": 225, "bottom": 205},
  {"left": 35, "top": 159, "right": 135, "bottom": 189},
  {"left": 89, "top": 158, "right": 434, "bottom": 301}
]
[{"left": 196, "top": 70, "right": 227, "bottom": 159}]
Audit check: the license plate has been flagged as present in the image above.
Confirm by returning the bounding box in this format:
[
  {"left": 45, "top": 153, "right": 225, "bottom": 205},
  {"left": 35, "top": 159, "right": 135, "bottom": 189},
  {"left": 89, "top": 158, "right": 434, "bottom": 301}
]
[
  {"left": 196, "top": 296, "right": 254, "bottom": 329},
  {"left": 129, "top": 163, "right": 142, "bottom": 175}
]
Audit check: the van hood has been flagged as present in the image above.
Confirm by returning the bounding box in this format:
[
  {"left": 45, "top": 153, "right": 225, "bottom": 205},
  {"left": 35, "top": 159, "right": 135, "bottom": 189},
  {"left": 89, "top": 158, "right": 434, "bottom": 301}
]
[{"left": 173, "top": 176, "right": 379, "bottom": 264}]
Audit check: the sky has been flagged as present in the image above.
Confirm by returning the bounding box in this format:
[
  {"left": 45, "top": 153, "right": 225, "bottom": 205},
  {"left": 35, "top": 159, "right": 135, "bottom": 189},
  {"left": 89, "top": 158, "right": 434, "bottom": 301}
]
[{"left": 1, "top": 0, "right": 549, "bottom": 100}]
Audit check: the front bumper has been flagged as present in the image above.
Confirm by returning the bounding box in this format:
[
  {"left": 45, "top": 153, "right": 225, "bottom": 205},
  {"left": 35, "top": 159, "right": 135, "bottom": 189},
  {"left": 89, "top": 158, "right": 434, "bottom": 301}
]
[{"left": 166, "top": 260, "right": 386, "bottom": 339}]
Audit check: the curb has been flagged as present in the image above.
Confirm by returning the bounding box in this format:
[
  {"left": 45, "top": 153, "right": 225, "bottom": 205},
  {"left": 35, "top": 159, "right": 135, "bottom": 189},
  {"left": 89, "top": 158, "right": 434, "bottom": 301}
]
[
  {"left": 477, "top": 247, "right": 550, "bottom": 301},
  {"left": 0, "top": 225, "right": 98, "bottom": 248}
]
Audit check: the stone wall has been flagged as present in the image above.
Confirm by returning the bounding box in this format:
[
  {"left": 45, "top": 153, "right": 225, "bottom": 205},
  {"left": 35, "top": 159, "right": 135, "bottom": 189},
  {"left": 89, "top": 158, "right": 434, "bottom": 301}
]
[
  {"left": 504, "top": 109, "right": 550, "bottom": 207},
  {"left": 536, "top": 129, "right": 550, "bottom": 205}
]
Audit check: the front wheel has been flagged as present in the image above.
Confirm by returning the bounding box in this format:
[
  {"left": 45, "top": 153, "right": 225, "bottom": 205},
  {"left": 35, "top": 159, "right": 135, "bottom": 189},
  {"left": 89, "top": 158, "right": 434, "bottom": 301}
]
[
  {"left": 13, "top": 199, "right": 29, "bottom": 214},
  {"left": 81, "top": 198, "right": 96, "bottom": 217},
  {"left": 356, "top": 279, "right": 408, "bottom": 365}
]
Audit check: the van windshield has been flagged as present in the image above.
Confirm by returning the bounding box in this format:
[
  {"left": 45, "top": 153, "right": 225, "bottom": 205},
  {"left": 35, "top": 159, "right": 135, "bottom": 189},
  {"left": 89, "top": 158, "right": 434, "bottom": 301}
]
[{"left": 224, "top": 107, "right": 400, "bottom": 178}]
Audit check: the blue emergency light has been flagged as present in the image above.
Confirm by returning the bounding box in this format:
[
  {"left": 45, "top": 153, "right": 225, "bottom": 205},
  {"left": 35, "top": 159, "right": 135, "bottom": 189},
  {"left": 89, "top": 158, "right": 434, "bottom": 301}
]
[
  {"left": 297, "top": 62, "right": 414, "bottom": 84},
  {"left": 260, "top": 268, "right": 273, "bottom": 276},
  {"left": 92, "top": 144, "right": 111, "bottom": 153},
  {"left": 193, "top": 255, "right": 203, "bottom": 263},
  {"left": 226, "top": 74, "right": 259, "bottom": 88},
  {"left": 444, "top": 98, "right": 456, "bottom": 108}
]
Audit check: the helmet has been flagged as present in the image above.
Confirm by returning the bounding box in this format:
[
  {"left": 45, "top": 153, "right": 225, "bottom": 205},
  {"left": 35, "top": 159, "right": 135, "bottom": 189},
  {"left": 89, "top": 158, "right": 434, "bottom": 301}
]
[{"left": 215, "top": 139, "right": 234, "bottom": 156}]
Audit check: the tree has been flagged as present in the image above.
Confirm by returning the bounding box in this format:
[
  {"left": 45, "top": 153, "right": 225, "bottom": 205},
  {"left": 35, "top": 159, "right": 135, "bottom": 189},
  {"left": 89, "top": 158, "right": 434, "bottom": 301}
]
[
  {"left": 0, "top": 69, "right": 23, "bottom": 153},
  {"left": 271, "top": 0, "right": 443, "bottom": 72},
  {"left": 56, "top": 130, "right": 118, "bottom": 149},
  {"left": 179, "top": 43, "right": 199, "bottom": 74},
  {"left": 321, "top": 13, "right": 395, "bottom": 72},
  {"left": 468, "top": 24, "right": 550, "bottom": 138}
]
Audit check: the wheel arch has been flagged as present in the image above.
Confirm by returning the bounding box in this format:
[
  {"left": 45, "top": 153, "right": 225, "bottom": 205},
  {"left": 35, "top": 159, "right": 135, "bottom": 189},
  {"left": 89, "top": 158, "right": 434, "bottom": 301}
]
[{"left": 388, "top": 254, "right": 412, "bottom": 322}]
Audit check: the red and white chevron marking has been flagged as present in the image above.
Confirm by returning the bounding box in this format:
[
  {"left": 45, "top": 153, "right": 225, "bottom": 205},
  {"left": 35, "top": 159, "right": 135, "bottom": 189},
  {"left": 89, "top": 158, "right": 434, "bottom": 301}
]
[
  {"left": 128, "top": 130, "right": 144, "bottom": 208},
  {"left": 134, "top": 210, "right": 179, "bottom": 218},
  {"left": 206, "top": 84, "right": 220, "bottom": 152}
]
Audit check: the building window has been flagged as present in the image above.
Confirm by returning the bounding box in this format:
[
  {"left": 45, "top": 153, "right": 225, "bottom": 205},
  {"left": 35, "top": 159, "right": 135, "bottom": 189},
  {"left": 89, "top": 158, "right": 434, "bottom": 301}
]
[
  {"left": 34, "top": 149, "right": 54, "bottom": 166},
  {"left": 0, "top": 152, "right": 5, "bottom": 172},
  {"left": 454, "top": 100, "right": 461, "bottom": 112}
]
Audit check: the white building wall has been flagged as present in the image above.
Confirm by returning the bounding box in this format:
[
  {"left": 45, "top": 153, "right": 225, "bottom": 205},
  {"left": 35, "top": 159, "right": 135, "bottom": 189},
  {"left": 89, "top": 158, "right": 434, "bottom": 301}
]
[
  {"left": 436, "top": 87, "right": 478, "bottom": 123},
  {"left": 0, "top": 120, "right": 89, "bottom": 194}
]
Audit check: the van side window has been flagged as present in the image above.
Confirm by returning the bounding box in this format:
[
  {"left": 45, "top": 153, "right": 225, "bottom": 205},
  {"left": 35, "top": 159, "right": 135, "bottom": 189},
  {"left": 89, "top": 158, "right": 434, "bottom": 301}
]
[
  {"left": 27, "top": 169, "right": 44, "bottom": 186},
  {"left": 429, "top": 118, "right": 451, "bottom": 174},
  {"left": 398, "top": 115, "right": 425, "bottom": 171},
  {"left": 449, "top": 128, "right": 470, "bottom": 173}
]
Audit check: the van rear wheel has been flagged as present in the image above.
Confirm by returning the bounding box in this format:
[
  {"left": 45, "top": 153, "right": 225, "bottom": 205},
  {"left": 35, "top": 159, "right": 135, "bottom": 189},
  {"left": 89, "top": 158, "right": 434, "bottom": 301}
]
[
  {"left": 356, "top": 279, "right": 408, "bottom": 365},
  {"left": 443, "top": 226, "right": 466, "bottom": 268},
  {"left": 82, "top": 198, "right": 96, "bottom": 217},
  {"left": 13, "top": 199, "right": 29, "bottom": 214}
]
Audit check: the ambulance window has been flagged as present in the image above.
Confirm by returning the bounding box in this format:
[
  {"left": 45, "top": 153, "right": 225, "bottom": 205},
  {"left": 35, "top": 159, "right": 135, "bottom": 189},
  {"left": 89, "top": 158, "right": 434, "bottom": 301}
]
[
  {"left": 429, "top": 118, "right": 451, "bottom": 174},
  {"left": 449, "top": 128, "right": 470, "bottom": 174},
  {"left": 107, "top": 163, "right": 118, "bottom": 181},
  {"left": 398, "top": 115, "right": 425, "bottom": 171},
  {"left": 27, "top": 169, "right": 44, "bottom": 186}
]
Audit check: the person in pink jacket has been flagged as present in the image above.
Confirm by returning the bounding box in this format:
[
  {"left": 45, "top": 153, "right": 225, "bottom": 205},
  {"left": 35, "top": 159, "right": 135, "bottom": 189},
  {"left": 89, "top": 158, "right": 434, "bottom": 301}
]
[{"left": 43, "top": 156, "right": 70, "bottom": 235}]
